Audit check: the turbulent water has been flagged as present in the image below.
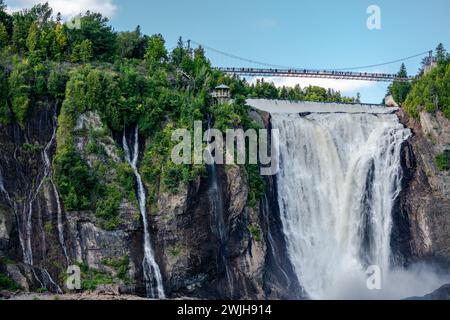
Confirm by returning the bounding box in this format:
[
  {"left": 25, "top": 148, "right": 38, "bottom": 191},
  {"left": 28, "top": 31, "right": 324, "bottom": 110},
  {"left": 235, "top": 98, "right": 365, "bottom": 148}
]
[
  {"left": 123, "top": 127, "right": 165, "bottom": 298},
  {"left": 272, "top": 112, "right": 417, "bottom": 299}
]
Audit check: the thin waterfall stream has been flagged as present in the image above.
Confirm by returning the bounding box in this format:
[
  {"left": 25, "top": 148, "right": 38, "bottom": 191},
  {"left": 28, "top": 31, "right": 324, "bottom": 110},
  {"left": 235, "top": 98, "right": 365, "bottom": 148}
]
[
  {"left": 1, "top": 106, "right": 63, "bottom": 292},
  {"left": 206, "top": 116, "right": 234, "bottom": 297},
  {"left": 123, "top": 126, "right": 165, "bottom": 298}
]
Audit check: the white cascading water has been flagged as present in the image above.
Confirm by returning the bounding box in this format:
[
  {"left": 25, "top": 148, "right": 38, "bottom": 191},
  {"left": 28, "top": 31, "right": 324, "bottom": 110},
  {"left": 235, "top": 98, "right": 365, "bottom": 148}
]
[
  {"left": 52, "top": 181, "right": 69, "bottom": 263},
  {"left": 123, "top": 127, "right": 165, "bottom": 298},
  {"left": 205, "top": 116, "right": 234, "bottom": 296},
  {"left": 44, "top": 113, "right": 69, "bottom": 263},
  {"left": 272, "top": 112, "right": 413, "bottom": 299},
  {"left": 260, "top": 194, "right": 290, "bottom": 285},
  {"left": 1, "top": 108, "right": 63, "bottom": 292},
  {"left": 23, "top": 112, "right": 58, "bottom": 265}
]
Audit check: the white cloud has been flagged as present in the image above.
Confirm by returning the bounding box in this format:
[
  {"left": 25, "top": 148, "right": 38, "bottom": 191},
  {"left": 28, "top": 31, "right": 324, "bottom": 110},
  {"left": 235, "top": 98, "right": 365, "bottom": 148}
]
[
  {"left": 6, "top": 0, "right": 118, "bottom": 19},
  {"left": 247, "top": 76, "right": 376, "bottom": 95}
]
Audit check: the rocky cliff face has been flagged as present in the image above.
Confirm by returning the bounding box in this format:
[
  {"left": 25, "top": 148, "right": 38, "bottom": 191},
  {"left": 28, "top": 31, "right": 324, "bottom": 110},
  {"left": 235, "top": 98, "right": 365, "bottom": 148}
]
[
  {"left": 4, "top": 102, "right": 446, "bottom": 299},
  {"left": 392, "top": 109, "right": 450, "bottom": 268},
  {"left": 0, "top": 105, "right": 299, "bottom": 299}
]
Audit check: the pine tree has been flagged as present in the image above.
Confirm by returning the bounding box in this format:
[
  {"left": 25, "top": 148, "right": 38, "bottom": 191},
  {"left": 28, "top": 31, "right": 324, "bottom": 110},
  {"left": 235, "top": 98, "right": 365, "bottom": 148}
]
[
  {"left": 0, "top": 21, "right": 7, "bottom": 48},
  {"left": 0, "top": 0, "right": 12, "bottom": 38},
  {"left": 79, "top": 39, "right": 93, "bottom": 63},
  {"left": 54, "top": 24, "right": 67, "bottom": 54},
  {"left": 26, "top": 21, "right": 39, "bottom": 52},
  {"left": 145, "top": 34, "right": 167, "bottom": 69},
  {"left": 397, "top": 63, "right": 407, "bottom": 78},
  {"left": 388, "top": 64, "right": 411, "bottom": 104},
  {"left": 435, "top": 43, "right": 447, "bottom": 63}
]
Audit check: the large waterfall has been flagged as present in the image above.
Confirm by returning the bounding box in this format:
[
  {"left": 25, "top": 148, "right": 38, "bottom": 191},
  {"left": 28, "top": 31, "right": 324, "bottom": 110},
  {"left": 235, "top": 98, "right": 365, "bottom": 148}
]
[
  {"left": 272, "top": 112, "right": 413, "bottom": 299},
  {"left": 123, "top": 127, "right": 165, "bottom": 298}
]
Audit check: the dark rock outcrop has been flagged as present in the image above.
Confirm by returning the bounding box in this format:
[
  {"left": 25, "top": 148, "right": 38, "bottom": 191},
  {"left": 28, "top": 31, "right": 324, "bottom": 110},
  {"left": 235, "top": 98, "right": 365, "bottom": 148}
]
[
  {"left": 392, "top": 109, "right": 450, "bottom": 268},
  {"left": 406, "top": 284, "right": 450, "bottom": 300},
  {"left": 0, "top": 105, "right": 299, "bottom": 299},
  {"left": 6, "top": 101, "right": 447, "bottom": 300}
]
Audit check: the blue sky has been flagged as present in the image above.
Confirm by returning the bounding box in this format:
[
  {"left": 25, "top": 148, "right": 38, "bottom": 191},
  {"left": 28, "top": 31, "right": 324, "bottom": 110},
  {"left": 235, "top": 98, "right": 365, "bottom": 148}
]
[{"left": 6, "top": 0, "right": 450, "bottom": 103}]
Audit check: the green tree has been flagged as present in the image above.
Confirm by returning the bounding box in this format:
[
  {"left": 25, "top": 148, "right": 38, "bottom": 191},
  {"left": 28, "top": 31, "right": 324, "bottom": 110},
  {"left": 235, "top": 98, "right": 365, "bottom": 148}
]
[
  {"left": 86, "top": 68, "right": 103, "bottom": 109},
  {"left": 116, "top": 26, "right": 147, "bottom": 59},
  {"left": 12, "top": 12, "right": 33, "bottom": 53},
  {"left": 48, "top": 65, "right": 68, "bottom": 102},
  {"left": 404, "top": 44, "right": 450, "bottom": 119},
  {"left": 435, "top": 43, "right": 447, "bottom": 63},
  {"left": 145, "top": 33, "right": 167, "bottom": 69},
  {"left": 0, "top": 65, "right": 11, "bottom": 125},
  {"left": 26, "top": 21, "right": 39, "bottom": 52},
  {"left": 71, "top": 39, "right": 93, "bottom": 63},
  {"left": 52, "top": 23, "right": 67, "bottom": 59},
  {"left": 54, "top": 146, "right": 98, "bottom": 210},
  {"left": 8, "top": 59, "right": 32, "bottom": 126},
  {"left": 11, "top": 3, "right": 53, "bottom": 54},
  {"left": 0, "top": 0, "right": 12, "bottom": 37},
  {"left": 66, "top": 12, "right": 116, "bottom": 61},
  {"left": 79, "top": 39, "right": 93, "bottom": 63},
  {"left": 388, "top": 63, "right": 411, "bottom": 104},
  {"left": 0, "top": 21, "right": 7, "bottom": 48}
]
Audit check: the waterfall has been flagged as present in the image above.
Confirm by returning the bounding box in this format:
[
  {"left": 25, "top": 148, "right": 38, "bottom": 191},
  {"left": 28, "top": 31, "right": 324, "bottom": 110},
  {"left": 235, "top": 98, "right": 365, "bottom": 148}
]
[
  {"left": 272, "top": 112, "right": 412, "bottom": 299},
  {"left": 25, "top": 109, "right": 68, "bottom": 268},
  {"left": 0, "top": 107, "right": 63, "bottom": 293},
  {"left": 123, "top": 127, "right": 165, "bottom": 298},
  {"left": 0, "top": 170, "right": 25, "bottom": 259},
  {"left": 22, "top": 111, "right": 58, "bottom": 265},
  {"left": 260, "top": 194, "right": 290, "bottom": 285},
  {"left": 205, "top": 116, "right": 234, "bottom": 297},
  {"left": 44, "top": 112, "right": 69, "bottom": 263},
  {"left": 52, "top": 182, "right": 69, "bottom": 263}
]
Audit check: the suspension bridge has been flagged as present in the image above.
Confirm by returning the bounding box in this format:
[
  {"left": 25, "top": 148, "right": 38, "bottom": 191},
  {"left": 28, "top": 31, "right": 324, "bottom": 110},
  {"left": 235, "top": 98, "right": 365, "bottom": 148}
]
[
  {"left": 216, "top": 67, "right": 411, "bottom": 82},
  {"left": 189, "top": 40, "right": 432, "bottom": 82}
]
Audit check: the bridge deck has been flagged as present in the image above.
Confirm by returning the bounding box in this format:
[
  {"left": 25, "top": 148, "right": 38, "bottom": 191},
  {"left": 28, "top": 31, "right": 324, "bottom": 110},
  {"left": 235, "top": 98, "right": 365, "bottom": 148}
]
[{"left": 218, "top": 67, "right": 413, "bottom": 82}]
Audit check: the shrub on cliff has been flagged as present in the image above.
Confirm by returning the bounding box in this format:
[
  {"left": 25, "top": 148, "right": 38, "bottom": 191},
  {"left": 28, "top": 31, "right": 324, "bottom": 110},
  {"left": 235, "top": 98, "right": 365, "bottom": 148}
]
[
  {"left": 435, "top": 152, "right": 450, "bottom": 171},
  {"left": 404, "top": 44, "right": 450, "bottom": 119}
]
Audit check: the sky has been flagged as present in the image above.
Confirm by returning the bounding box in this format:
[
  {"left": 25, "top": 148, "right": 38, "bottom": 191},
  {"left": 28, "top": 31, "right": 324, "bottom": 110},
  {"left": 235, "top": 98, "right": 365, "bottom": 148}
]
[{"left": 5, "top": 0, "right": 450, "bottom": 103}]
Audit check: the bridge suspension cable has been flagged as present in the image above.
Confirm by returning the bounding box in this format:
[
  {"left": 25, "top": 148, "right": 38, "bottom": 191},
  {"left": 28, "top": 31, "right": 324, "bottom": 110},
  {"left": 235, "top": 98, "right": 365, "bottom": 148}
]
[
  {"left": 189, "top": 39, "right": 430, "bottom": 72},
  {"left": 334, "top": 51, "right": 431, "bottom": 71}
]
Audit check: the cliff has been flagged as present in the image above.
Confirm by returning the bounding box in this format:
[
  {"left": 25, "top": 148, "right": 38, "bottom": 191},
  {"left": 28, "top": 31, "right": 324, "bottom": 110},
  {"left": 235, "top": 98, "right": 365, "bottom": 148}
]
[
  {"left": 0, "top": 106, "right": 300, "bottom": 299},
  {"left": 393, "top": 109, "right": 450, "bottom": 268},
  {"left": 1, "top": 98, "right": 448, "bottom": 299}
]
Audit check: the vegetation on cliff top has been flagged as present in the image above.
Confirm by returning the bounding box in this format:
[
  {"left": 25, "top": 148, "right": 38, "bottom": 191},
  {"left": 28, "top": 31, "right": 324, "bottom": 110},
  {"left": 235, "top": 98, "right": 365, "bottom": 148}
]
[{"left": 390, "top": 43, "right": 450, "bottom": 120}]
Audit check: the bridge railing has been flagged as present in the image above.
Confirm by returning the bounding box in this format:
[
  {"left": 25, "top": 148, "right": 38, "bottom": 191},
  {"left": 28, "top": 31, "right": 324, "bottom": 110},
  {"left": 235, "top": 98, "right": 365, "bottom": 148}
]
[{"left": 215, "top": 67, "right": 413, "bottom": 82}]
